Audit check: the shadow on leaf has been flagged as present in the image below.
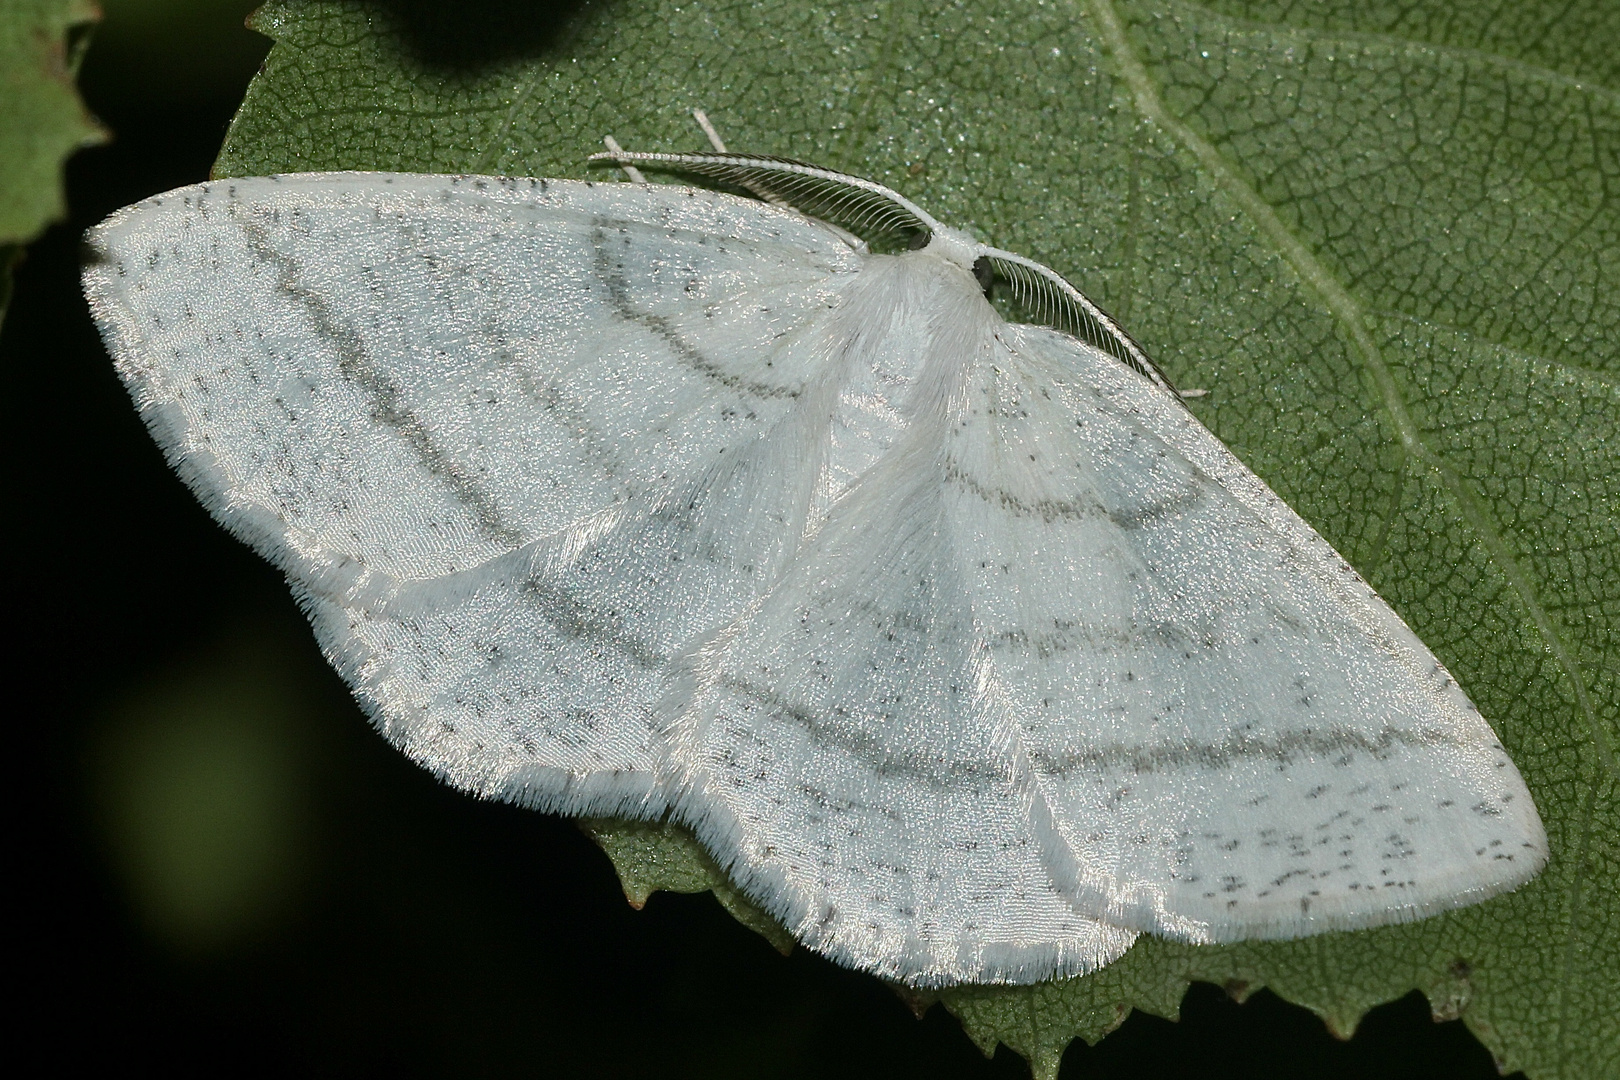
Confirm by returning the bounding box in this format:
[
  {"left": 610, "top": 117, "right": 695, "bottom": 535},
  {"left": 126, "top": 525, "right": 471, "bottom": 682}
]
[{"left": 369, "top": 0, "right": 602, "bottom": 70}]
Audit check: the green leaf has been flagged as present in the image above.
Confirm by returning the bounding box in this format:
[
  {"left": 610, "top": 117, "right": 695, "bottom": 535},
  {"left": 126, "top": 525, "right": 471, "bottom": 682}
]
[
  {"left": 579, "top": 818, "right": 796, "bottom": 955},
  {"left": 0, "top": 0, "right": 104, "bottom": 318},
  {"left": 216, "top": 1, "right": 1618, "bottom": 1076}
]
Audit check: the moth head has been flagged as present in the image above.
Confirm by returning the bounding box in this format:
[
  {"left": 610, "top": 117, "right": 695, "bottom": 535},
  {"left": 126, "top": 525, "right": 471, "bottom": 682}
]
[{"left": 923, "top": 224, "right": 985, "bottom": 274}]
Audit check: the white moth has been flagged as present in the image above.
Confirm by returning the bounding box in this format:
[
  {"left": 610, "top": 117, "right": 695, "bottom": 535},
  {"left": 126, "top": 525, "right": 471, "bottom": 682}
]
[{"left": 82, "top": 140, "right": 1545, "bottom": 988}]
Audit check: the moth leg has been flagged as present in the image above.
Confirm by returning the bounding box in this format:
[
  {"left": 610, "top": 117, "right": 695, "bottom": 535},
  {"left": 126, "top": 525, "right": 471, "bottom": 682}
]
[{"left": 692, "top": 108, "right": 731, "bottom": 153}]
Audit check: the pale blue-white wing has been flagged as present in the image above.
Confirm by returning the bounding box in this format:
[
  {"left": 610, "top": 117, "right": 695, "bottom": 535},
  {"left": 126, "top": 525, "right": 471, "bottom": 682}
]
[
  {"left": 314, "top": 360, "right": 844, "bottom": 809},
  {"left": 84, "top": 173, "right": 859, "bottom": 587},
  {"left": 657, "top": 273, "right": 1138, "bottom": 987},
  {"left": 945, "top": 321, "right": 1547, "bottom": 942},
  {"left": 84, "top": 172, "right": 862, "bottom": 797}
]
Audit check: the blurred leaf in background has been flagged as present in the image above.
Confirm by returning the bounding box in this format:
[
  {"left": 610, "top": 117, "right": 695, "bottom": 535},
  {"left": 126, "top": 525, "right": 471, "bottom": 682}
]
[
  {"left": 86, "top": 626, "right": 319, "bottom": 954},
  {"left": 212, "top": 1, "right": 1618, "bottom": 1076},
  {"left": 0, "top": 0, "right": 103, "bottom": 319}
]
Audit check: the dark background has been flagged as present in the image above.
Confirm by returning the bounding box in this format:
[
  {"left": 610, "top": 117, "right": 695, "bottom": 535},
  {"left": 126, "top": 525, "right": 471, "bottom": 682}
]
[{"left": 7, "top": 2, "right": 1523, "bottom": 1076}]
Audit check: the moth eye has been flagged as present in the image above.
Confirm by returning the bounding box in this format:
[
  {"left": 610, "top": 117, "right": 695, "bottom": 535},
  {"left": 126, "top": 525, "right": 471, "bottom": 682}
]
[
  {"left": 972, "top": 255, "right": 995, "bottom": 295},
  {"left": 907, "top": 229, "right": 931, "bottom": 251}
]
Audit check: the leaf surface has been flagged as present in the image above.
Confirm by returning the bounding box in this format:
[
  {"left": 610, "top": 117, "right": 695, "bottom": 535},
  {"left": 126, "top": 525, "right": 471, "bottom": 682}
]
[{"left": 216, "top": 1, "right": 1619, "bottom": 1076}]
